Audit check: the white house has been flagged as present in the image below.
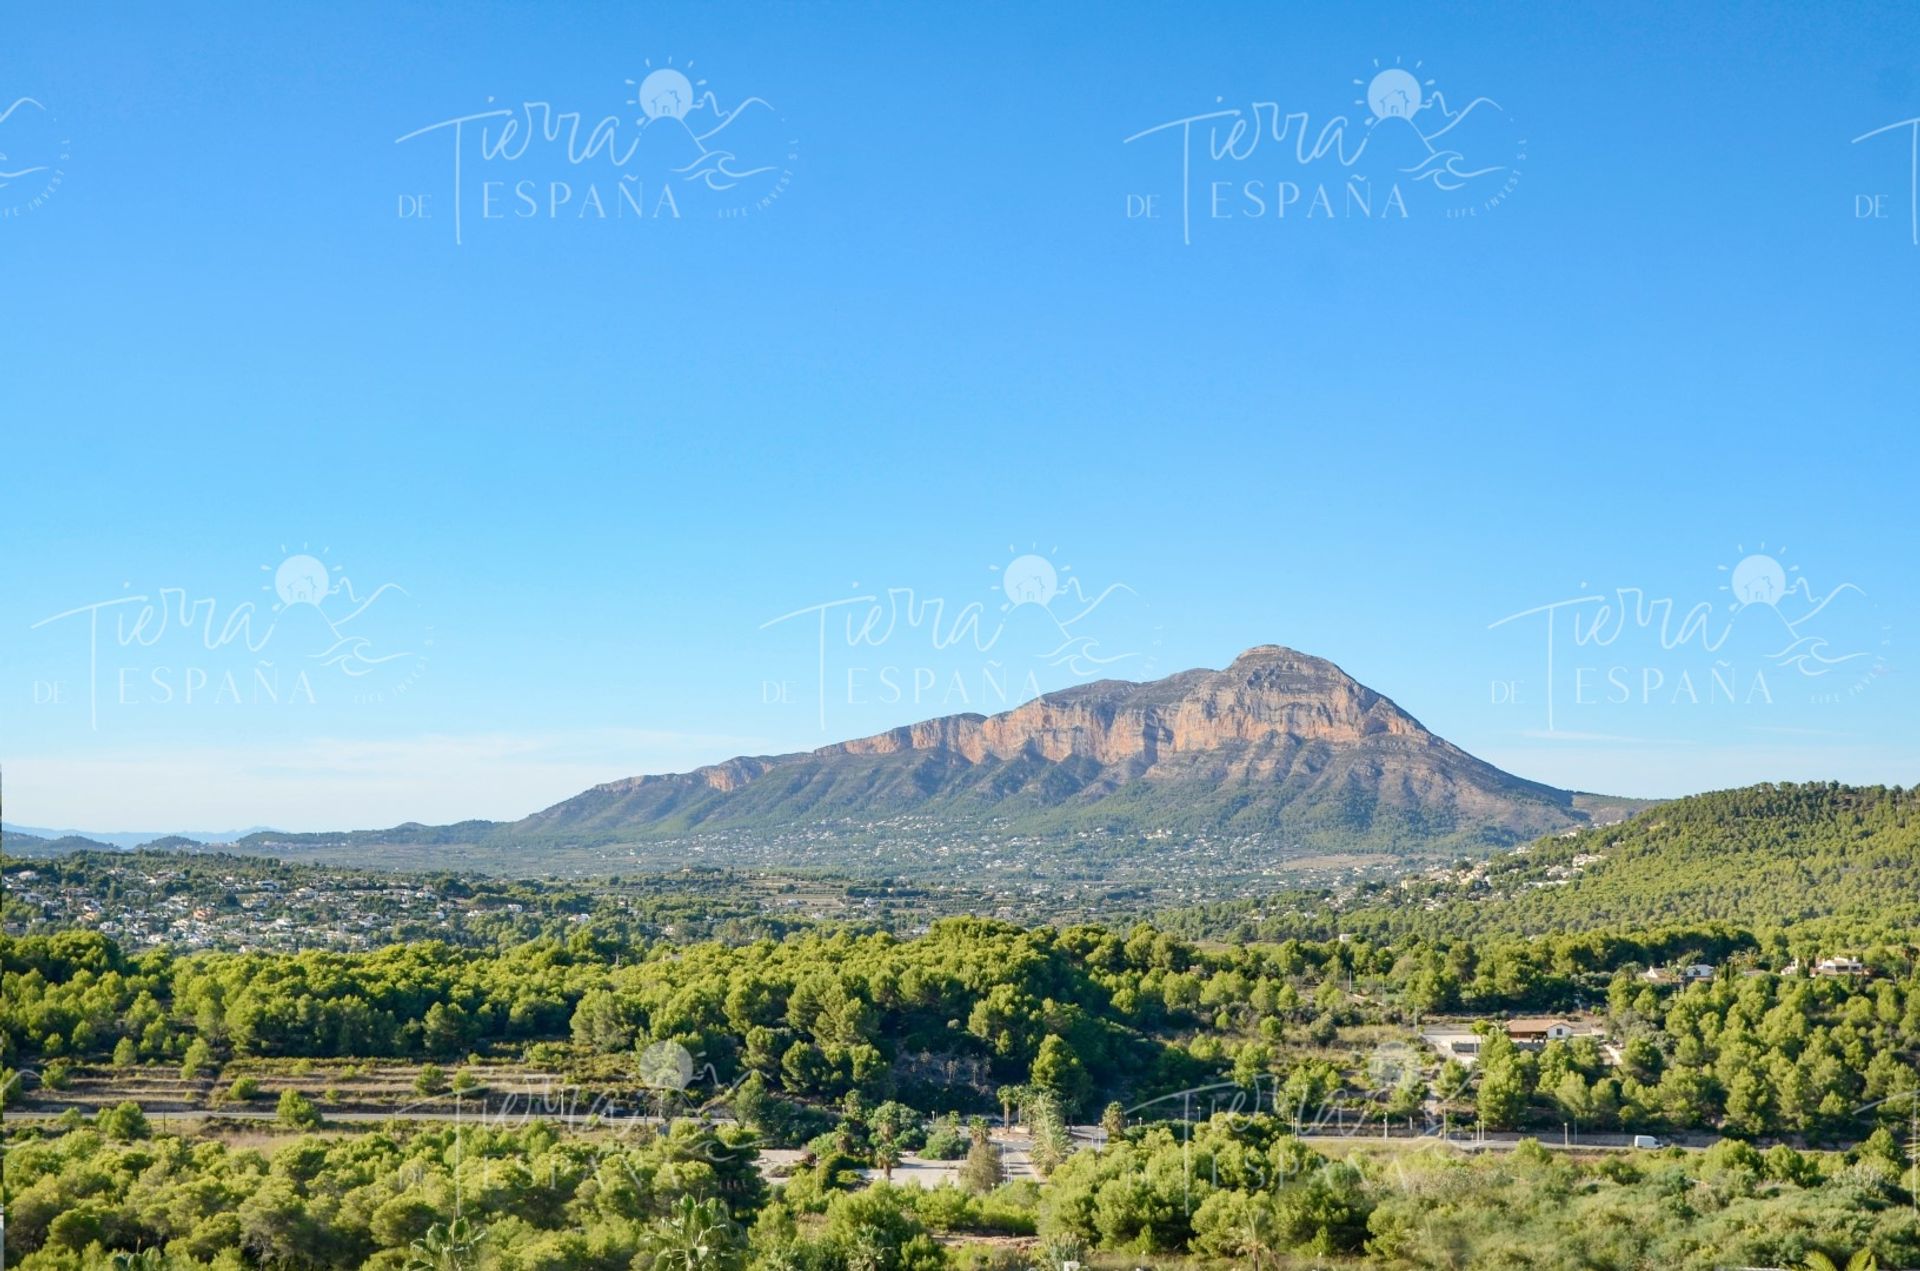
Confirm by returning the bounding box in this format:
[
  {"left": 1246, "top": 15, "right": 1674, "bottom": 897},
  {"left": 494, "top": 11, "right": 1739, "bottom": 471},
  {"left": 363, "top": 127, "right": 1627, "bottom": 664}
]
[{"left": 1505, "top": 1018, "right": 1576, "bottom": 1046}]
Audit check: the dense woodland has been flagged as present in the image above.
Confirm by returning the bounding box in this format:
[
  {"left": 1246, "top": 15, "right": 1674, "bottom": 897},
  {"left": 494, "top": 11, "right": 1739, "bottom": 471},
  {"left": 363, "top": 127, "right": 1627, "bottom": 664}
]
[
  {"left": 7, "top": 911, "right": 1919, "bottom": 1132},
  {"left": 5, "top": 783, "right": 1920, "bottom": 1267},
  {"left": 6, "top": 1110, "right": 1919, "bottom": 1270}
]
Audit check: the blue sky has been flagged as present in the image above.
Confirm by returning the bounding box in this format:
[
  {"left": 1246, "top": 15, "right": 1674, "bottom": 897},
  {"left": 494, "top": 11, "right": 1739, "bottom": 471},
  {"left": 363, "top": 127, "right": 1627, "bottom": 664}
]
[{"left": 5, "top": 0, "right": 1918, "bottom": 831}]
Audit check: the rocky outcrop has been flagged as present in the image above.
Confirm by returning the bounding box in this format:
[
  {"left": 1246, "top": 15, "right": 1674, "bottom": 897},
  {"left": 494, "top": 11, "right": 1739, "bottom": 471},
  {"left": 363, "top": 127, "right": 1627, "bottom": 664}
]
[{"left": 816, "top": 647, "right": 1429, "bottom": 766}]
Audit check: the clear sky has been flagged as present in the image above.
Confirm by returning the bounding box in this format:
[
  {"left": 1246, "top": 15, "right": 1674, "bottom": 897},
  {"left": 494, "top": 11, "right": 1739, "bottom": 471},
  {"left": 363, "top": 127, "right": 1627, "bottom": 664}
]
[{"left": 6, "top": 0, "right": 1919, "bottom": 832}]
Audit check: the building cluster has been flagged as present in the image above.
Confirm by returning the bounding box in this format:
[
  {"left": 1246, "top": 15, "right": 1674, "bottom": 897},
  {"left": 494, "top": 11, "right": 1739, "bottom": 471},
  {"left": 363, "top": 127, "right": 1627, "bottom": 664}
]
[
  {"left": 1416, "top": 950, "right": 1880, "bottom": 1072},
  {"left": 1419, "top": 1016, "right": 1612, "bottom": 1069},
  {"left": 618, "top": 817, "right": 1407, "bottom": 914},
  {"left": 3, "top": 863, "right": 473, "bottom": 951},
  {"left": 1782, "top": 955, "right": 1871, "bottom": 978}
]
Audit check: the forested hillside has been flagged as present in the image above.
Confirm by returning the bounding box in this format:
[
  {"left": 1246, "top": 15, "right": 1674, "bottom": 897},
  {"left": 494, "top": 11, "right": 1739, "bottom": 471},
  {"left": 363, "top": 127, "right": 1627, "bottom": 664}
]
[
  {"left": 7, "top": 784, "right": 1920, "bottom": 1268},
  {"left": 1166, "top": 783, "right": 1920, "bottom": 947},
  {"left": 1453, "top": 783, "right": 1920, "bottom": 933},
  {"left": 5, "top": 911, "right": 1920, "bottom": 1269},
  {"left": 8, "top": 911, "right": 1918, "bottom": 1144}
]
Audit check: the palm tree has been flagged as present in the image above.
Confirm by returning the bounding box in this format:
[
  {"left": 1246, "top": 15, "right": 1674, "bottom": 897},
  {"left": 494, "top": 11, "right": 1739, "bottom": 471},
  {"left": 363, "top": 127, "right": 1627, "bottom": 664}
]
[
  {"left": 843, "top": 1224, "right": 889, "bottom": 1271},
  {"left": 1036, "top": 1233, "right": 1089, "bottom": 1271},
  {"left": 996, "top": 1083, "right": 1029, "bottom": 1129},
  {"left": 403, "top": 1216, "right": 488, "bottom": 1271},
  {"left": 638, "top": 1195, "right": 743, "bottom": 1271},
  {"left": 1235, "top": 1199, "right": 1280, "bottom": 1271},
  {"left": 1804, "top": 1251, "right": 1879, "bottom": 1271},
  {"left": 1026, "top": 1092, "right": 1072, "bottom": 1178},
  {"left": 872, "top": 1137, "right": 901, "bottom": 1183}
]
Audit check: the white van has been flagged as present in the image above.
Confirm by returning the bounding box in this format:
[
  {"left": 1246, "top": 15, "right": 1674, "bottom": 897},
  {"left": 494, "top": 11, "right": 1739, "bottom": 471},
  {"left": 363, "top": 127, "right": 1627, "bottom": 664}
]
[{"left": 1630, "top": 1134, "right": 1665, "bottom": 1149}]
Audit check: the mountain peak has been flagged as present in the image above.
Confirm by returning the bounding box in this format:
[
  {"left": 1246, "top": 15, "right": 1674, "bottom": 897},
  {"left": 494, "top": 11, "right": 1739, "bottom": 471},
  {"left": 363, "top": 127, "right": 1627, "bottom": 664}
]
[
  {"left": 1231, "top": 642, "right": 1307, "bottom": 663},
  {"left": 518, "top": 645, "right": 1616, "bottom": 855},
  {"left": 1226, "top": 643, "right": 1353, "bottom": 677}
]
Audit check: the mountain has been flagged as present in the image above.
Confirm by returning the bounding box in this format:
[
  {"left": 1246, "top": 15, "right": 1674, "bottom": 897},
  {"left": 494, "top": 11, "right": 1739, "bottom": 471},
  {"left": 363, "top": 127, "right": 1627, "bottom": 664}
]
[
  {"left": 511, "top": 646, "right": 1639, "bottom": 855},
  {"left": 18, "top": 647, "right": 1645, "bottom": 881}
]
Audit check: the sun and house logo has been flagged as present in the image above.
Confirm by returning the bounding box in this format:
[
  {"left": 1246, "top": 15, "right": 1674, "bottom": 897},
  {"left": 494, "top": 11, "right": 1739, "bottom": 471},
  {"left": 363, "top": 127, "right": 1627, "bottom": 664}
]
[
  {"left": 986, "top": 545, "right": 1146, "bottom": 677},
  {"left": 258, "top": 545, "right": 427, "bottom": 690},
  {"left": 1713, "top": 544, "right": 1891, "bottom": 697},
  {"left": 1350, "top": 59, "right": 1516, "bottom": 194},
  {"left": 621, "top": 58, "right": 793, "bottom": 199}
]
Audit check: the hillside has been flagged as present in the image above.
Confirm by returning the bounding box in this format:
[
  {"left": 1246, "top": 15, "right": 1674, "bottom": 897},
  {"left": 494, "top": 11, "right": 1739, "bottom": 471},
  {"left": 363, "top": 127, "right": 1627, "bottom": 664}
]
[
  {"left": 0, "top": 832, "right": 118, "bottom": 858},
  {"left": 1168, "top": 783, "right": 1920, "bottom": 943},
  {"left": 1444, "top": 781, "right": 1920, "bottom": 933}
]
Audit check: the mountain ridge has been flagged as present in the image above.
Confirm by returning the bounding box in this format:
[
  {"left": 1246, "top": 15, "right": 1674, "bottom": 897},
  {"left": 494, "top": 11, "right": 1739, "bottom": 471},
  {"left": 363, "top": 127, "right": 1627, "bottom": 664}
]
[{"left": 511, "top": 644, "right": 1639, "bottom": 853}]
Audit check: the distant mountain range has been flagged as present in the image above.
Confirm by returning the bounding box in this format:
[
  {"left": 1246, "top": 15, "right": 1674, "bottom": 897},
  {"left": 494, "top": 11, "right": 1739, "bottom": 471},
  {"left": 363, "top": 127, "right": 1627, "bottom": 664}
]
[
  {"left": 1, "top": 824, "right": 272, "bottom": 851},
  {"left": 1, "top": 646, "right": 1649, "bottom": 876}
]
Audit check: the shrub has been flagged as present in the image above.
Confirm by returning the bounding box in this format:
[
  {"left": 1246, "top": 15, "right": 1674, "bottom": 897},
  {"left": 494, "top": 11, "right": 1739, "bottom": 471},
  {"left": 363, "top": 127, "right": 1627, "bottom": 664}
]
[
  {"left": 277, "top": 1088, "right": 323, "bottom": 1129},
  {"left": 922, "top": 1115, "right": 970, "bottom": 1160},
  {"left": 180, "top": 1038, "right": 213, "bottom": 1081},
  {"left": 415, "top": 1063, "right": 449, "bottom": 1096},
  {"left": 97, "top": 1100, "right": 151, "bottom": 1141}
]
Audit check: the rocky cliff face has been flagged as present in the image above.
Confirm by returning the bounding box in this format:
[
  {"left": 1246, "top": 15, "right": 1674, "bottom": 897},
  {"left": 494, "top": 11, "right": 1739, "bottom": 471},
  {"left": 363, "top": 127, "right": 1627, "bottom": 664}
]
[
  {"left": 823, "top": 647, "right": 1426, "bottom": 766},
  {"left": 516, "top": 646, "right": 1615, "bottom": 853}
]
